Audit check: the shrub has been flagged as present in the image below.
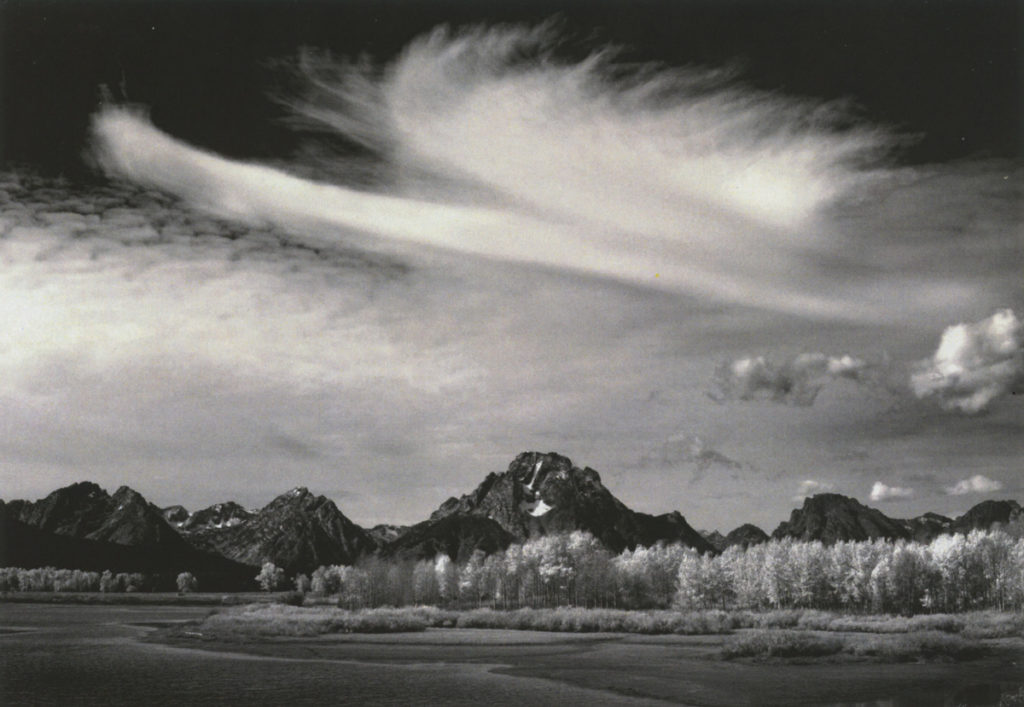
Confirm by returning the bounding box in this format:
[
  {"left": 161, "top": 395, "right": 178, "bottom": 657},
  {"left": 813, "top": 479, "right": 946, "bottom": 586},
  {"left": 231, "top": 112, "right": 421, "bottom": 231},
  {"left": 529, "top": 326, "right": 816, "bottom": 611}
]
[
  {"left": 276, "top": 590, "right": 305, "bottom": 606},
  {"left": 722, "top": 630, "right": 843, "bottom": 659},
  {"left": 852, "top": 631, "right": 984, "bottom": 662},
  {"left": 755, "top": 610, "right": 803, "bottom": 629},
  {"left": 255, "top": 562, "right": 287, "bottom": 592},
  {"left": 176, "top": 572, "right": 198, "bottom": 594},
  {"left": 198, "top": 605, "right": 427, "bottom": 636},
  {"left": 961, "top": 611, "right": 1024, "bottom": 639},
  {"left": 795, "top": 610, "right": 835, "bottom": 631}
]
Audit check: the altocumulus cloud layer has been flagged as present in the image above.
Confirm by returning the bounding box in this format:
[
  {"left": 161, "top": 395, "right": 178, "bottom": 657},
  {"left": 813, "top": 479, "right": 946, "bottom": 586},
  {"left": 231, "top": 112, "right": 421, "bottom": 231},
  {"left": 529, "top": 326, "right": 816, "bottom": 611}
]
[
  {"left": 91, "top": 25, "right": 1016, "bottom": 325},
  {"left": 711, "top": 353, "right": 873, "bottom": 406}
]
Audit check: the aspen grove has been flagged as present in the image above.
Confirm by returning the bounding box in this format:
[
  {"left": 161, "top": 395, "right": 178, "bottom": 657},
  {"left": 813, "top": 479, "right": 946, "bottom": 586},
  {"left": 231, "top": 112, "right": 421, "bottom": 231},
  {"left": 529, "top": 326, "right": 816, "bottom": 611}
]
[
  {"left": 3, "top": 528, "right": 1022, "bottom": 614},
  {"left": 294, "top": 527, "right": 1024, "bottom": 614}
]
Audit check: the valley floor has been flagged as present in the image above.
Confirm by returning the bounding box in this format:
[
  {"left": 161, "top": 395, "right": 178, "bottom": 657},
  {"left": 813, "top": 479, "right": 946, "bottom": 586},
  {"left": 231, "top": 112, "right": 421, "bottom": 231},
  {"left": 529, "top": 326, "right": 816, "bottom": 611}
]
[{"left": 3, "top": 602, "right": 1022, "bottom": 705}]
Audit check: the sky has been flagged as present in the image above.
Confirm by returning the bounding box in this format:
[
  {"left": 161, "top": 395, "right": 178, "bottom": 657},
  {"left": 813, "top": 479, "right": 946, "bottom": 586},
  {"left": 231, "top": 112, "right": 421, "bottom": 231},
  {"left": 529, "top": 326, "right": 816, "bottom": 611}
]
[{"left": 1, "top": 0, "right": 1021, "bottom": 532}]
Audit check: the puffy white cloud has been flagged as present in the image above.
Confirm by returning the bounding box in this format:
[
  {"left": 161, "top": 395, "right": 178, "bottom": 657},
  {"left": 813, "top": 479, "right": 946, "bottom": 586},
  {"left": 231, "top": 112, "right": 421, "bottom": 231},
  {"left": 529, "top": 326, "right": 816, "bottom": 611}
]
[
  {"left": 793, "top": 479, "right": 835, "bottom": 501},
  {"left": 712, "top": 352, "right": 871, "bottom": 406},
  {"left": 911, "top": 309, "right": 1023, "bottom": 413},
  {"left": 869, "top": 481, "right": 914, "bottom": 502},
  {"left": 944, "top": 474, "right": 1004, "bottom": 496}
]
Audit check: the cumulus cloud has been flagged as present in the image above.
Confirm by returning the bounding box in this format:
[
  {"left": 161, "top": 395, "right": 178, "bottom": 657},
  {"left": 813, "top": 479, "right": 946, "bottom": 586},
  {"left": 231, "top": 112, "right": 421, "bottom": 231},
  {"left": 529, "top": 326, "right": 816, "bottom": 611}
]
[
  {"left": 711, "top": 352, "right": 872, "bottom": 405},
  {"left": 869, "top": 481, "right": 914, "bottom": 502},
  {"left": 910, "top": 309, "right": 1024, "bottom": 414},
  {"left": 944, "top": 474, "right": 1004, "bottom": 496},
  {"left": 793, "top": 479, "right": 835, "bottom": 501}
]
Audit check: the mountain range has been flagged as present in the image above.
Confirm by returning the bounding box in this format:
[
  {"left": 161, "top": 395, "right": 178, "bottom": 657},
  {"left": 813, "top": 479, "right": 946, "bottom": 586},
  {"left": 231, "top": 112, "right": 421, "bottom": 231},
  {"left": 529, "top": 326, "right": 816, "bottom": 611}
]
[{"left": 2, "top": 451, "right": 1020, "bottom": 588}]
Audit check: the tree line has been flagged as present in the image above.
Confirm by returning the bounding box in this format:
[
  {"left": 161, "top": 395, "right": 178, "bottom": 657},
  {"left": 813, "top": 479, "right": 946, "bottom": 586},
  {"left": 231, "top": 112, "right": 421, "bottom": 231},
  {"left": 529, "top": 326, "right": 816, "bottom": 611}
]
[
  {"left": 5, "top": 527, "right": 1023, "bottom": 615},
  {"left": 0, "top": 567, "right": 156, "bottom": 593},
  {"left": 262, "top": 527, "right": 1024, "bottom": 614}
]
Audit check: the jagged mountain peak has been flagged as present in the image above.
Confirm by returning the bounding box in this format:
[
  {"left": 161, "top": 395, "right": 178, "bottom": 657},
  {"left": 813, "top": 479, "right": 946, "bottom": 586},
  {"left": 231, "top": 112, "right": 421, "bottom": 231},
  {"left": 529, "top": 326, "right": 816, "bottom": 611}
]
[
  {"left": 13, "top": 481, "right": 182, "bottom": 547},
  {"left": 55, "top": 480, "right": 107, "bottom": 498},
  {"left": 268, "top": 487, "right": 330, "bottom": 510},
  {"left": 189, "top": 486, "right": 375, "bottom": 573},
  {"left": 181, "top": 501, "right": 253, "bottom": 532},
  {"left": 427, "top": 451, "right": 711, "bottom": 556},
  {"left": 111, "top": 485, "right": 148, "bottom": 505}
]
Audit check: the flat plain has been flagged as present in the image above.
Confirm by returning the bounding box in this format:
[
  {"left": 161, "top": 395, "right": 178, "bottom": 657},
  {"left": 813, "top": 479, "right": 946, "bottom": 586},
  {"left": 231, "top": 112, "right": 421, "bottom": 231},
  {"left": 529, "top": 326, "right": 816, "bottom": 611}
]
[{"left": 3, "top": 602, "right": 1022, "bottom": 706}]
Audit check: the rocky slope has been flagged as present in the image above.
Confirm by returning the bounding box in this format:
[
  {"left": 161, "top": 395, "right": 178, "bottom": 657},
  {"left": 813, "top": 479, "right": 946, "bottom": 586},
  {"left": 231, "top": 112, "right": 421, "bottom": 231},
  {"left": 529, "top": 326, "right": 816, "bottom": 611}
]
[
  {"left": 177, "top": 502, "right": 254, "bottom": 532},
  {"left": 423, "top": 451, "right": 713, "bottom": 556},
  {"left": 11, "top": 482, "right": 182, "bottom": 546},
  {"left": 724, "top": 523, "right": 770, "bottom": 549},
  {"left": 189, "top": 487, "right": 377, "bottom": 574},
  {"left": 772, "top": 494, "right": 912, "bottom": 543},
  {"left": 773, "top": 494, "right": 1022, "bottom": 545},
  {"left": 949, "top": 499, "right": 1022, "bottom": 534},
  {"left": 382, "top": 514, "right": 514, "bottom": 563},
  {"left": 4, "top": 460, "right": 1019, "bottom": 577},
  {"left": 2, "top": 486, "right": 255, "bottom": 588}
]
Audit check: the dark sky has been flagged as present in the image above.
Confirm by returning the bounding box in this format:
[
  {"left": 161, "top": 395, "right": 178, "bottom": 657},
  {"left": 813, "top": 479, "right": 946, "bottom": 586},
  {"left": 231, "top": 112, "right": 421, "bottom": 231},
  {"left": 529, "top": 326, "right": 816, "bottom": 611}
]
[{"left": 3, "top": 0, "right": 1020, "bottom": 174}]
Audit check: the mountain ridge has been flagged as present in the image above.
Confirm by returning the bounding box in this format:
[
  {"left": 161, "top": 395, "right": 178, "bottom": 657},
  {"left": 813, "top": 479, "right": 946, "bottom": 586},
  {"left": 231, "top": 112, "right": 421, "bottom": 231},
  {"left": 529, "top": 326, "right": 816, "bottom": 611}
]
[{"left": 3, "top": 454, "right": 1020, "bottom": 577}]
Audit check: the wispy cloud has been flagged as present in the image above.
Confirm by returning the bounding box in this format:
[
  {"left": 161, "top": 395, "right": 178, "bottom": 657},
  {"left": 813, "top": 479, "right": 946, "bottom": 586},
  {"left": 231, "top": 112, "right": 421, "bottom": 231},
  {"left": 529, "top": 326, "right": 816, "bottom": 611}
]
[
  {"left": 911, "top": 309, "right": 1023, "bottom": 414},
  {"left": 944, "top": 474, "right": 1004, "bottom": 496},
  {"left": 89, "top": 24, "right": 1013, "bottom": 324},
  {"left": 869, "top": 481, "right": 914, "bottom": 502}
]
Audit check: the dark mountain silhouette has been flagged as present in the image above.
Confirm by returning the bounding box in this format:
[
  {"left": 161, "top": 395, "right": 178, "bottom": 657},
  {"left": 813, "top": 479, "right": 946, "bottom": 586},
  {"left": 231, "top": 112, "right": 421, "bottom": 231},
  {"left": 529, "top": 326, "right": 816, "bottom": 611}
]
[
  {"left": 382, "top": 514, "right": 515, "bottom": 564},
  {"left": 724, "top": 523, "right": 769, "bottom": 549},
  {"left": 189, "top": 487, "right": 376, "bottom": 574},
  {"left": 773, "top": 494, "right": 911, "bottom": 543},
  {"left": 949, "top": 500, "right": 1022, "bottom": 534},
  {"left": 774, "top": 494, "right": 1022, "bottom": 545},
  {"left": 3, "top": 465, "right": 1019, "bottom": 580},
  {"left": 12, "top": 482, "right": 182, "bottom": 547},
  {"left": 424, "top": 451, "right": 713, "bottom": 556},
  {"left": 1, "top": 489, "right": 254, "bottom": 590}
]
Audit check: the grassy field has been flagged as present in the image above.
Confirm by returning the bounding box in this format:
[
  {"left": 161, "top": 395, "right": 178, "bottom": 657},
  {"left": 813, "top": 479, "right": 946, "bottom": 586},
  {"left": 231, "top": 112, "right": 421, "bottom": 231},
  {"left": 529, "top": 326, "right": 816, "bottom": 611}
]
[{"left": 159, "top": 602, "right": 1024, "bottom": 665}]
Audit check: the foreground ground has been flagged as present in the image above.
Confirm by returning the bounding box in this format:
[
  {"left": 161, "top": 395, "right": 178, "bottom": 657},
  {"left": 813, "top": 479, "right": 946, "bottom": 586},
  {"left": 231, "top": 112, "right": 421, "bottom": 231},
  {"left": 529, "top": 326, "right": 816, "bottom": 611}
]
[{"left": 2, "top": 602, "right": 1023, "bottom": 705}]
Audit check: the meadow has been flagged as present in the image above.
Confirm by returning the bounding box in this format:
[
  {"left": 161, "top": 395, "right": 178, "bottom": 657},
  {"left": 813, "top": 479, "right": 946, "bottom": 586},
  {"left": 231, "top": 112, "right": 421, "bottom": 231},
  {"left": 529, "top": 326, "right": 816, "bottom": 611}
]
[{"left": 167, "top": 602, "right": 1024, "bottom": 665}]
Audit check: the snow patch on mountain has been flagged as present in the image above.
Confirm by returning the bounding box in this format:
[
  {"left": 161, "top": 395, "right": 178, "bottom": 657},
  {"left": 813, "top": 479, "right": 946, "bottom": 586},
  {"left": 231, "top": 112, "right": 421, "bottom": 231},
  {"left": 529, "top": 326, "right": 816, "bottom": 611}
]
[{"left": 521, "top": 498, "right": 553, "bottom": 517}]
